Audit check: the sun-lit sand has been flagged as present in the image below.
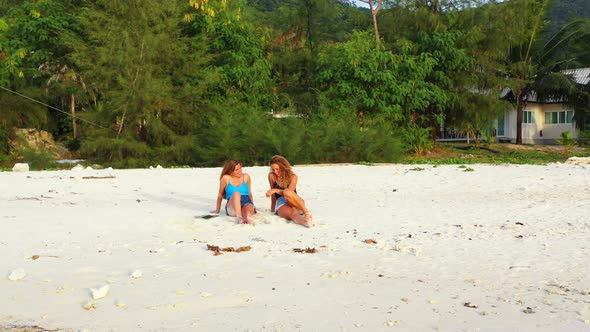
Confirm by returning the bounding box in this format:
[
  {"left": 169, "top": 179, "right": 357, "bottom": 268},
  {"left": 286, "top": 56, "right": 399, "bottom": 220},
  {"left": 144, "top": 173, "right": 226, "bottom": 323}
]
[{"left": 1, "top": 163, "right": 589, "bottom": 331}]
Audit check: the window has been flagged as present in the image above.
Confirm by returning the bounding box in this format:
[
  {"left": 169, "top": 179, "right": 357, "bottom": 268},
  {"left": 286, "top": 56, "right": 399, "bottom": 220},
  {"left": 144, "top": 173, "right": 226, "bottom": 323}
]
[
  {"left": 497, "top": 116, "right": 505, "bottom": 136},
  {"left": 545, "top": 111, "right": 574, "bottom": 124},
  {"left": 523, "top": 111, "right": 535, "bottom": 124}
]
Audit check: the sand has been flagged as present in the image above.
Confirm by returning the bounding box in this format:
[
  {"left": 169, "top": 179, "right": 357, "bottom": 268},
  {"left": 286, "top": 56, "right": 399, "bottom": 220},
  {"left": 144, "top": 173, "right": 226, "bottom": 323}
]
[{"left": 1, "top": 163, "right": 589, "bottom": 331}]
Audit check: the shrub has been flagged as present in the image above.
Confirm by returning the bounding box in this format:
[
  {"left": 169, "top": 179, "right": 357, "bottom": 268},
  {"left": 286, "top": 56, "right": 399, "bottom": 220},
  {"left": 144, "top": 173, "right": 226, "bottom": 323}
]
[
  {"left": 0, "top": 128, "right": 8, "bottom": 155},
  {"left": 79, "top": 136, "right": 154, "bottom": 167},
  {"left": 556, "top": 131, "right": 575, "bottom": 154},
  {"left": 21, "top": 147, "right": 55, "bottom": 170},
  {"left": 402, "top": 123, "right": 433, "bottom": 155},
  {"left": 302, "top": 111, "right": 402, "bottom": 164}
]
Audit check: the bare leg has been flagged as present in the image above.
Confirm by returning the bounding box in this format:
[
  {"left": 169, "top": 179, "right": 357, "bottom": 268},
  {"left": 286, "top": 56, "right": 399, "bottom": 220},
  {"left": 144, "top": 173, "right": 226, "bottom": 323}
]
[
  {"left": 241, "top": 204, "right": 255, "bottom": 225},
  {"left": 277, "top": 205, "right": 312, "bottom": 228},
  {"left": 228, "top": 192, "right": 243, "bottom": 222},
  {"left": 283, "top": 189, "right": 313, "bottom": 222}
]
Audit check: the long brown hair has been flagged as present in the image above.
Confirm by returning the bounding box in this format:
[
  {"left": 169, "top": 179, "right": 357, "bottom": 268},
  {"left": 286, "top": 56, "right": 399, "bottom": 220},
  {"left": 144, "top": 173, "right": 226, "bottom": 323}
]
[
  {"left": 270, "top": 155, "right": 294, "bottom": 188},
  {"left": 220, "top": 159, "right": 242, "bottom": 180}
]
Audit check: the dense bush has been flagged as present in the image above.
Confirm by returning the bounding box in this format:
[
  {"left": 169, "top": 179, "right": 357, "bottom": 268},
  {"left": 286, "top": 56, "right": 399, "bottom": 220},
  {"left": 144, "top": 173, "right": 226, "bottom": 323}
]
[
  {"left": 79, "top": 137, "right": 155, "bottom": 168},
  {"left": 21, "top": 147, "right": 55, "bottom": 170},
  {"left": 302, "top": 111, "right": 402, "bottom": 164},
  {"left": 76, "top": 107, "right": 403, "bottom": 167},
  {"left": 402, "top": 122, "right": 433, "bottom": 155},
  {"left": 0, "top": 128, "right": 8, "bottom": 155}
]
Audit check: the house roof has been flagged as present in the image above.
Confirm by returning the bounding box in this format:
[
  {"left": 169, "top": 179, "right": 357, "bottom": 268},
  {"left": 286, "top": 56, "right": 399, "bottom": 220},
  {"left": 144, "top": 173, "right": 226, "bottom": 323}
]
[
  {"left": 562, "top": 67, "right": 590, "bottom": 85},
  {"left": 501, "top": 68, "right": 590, "bottom": 103}
]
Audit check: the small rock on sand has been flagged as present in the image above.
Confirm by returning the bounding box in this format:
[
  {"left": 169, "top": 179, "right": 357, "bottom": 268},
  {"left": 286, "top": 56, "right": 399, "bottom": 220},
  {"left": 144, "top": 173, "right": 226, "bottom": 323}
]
[
  {"left": 12, "top": 163, "right": 29, "bottom": 172},
  {"left": 7, "top": 268, "right": 26, "bottom": 281}
]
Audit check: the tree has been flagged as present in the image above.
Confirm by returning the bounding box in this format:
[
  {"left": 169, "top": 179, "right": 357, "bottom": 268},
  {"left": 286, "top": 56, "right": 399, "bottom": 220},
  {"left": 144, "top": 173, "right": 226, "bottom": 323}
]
[
  {"left": 316, "top": 31, "right": 447, "bottom": 125},
  {"left": 358, "top": 0, "right": 383, "bottom": 41},
  {"left": 265, "top": 0, "right": 369, "bottom": 115},
  {"left": 378, "top": 0, "right": 480, "bottom": 141},
  {"left": 0, "top": 0, "right": 81, "bottom": 138},
  {"left": 39, "top": 63, "right": 94, "bottom": 139},
  {"left": 188, "top": 0, "right": 273, "bottom": 109},
  {"left": 71, "top": 0, "right": 212, "bottom": 143},
  {"left": 501, "top": 0, "right": 587, "bottom": 144}
]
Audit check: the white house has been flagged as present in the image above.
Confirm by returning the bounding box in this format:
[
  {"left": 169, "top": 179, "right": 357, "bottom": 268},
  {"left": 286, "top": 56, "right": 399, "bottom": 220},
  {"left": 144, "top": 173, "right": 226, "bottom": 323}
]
[{"left": 497, "top": 68, "right": 590, "bottom": 144}]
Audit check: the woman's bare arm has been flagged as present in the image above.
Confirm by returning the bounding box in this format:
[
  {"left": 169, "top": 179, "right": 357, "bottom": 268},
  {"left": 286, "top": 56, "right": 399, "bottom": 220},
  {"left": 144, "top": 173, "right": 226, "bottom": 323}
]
[
  {"left": 267, "top": 172, "right": 277, "bottom": 211},
  {"left": 211, "top": 176, "right": 228, "bottom": 213}
]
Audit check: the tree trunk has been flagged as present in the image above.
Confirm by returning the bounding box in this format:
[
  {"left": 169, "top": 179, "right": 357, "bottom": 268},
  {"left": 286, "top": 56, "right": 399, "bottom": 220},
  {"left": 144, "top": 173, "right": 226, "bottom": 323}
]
[
  {"left": 516, "top": 92, "right": 525, "bottom": 145},
  {"left": 70, "top": 94, "right": 77, "bottom": 139},
  {"left": 117, "top": 110, "right": 127, "bottom": 139},
  {"left": 363, "top": 0, "right": 383, "bottom": 43}
]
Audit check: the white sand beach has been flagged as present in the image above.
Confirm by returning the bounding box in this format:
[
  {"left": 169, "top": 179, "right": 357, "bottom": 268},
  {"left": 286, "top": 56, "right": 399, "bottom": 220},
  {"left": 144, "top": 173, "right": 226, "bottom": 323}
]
[{"left": 1, "top": 163, "right": 590, "bottom": 331}]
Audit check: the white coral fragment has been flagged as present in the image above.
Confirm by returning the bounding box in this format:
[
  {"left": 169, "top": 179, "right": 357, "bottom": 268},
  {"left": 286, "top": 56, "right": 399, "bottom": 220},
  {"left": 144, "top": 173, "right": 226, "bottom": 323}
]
[{"left": 90, "top": 284, "right": 110, "bottom": 300}]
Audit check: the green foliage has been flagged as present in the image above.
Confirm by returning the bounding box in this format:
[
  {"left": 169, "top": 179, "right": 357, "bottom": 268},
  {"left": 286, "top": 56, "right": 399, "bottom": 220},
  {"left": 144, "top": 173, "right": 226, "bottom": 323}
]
[
  {"left": 317, "top": 31, "right": 449, "bottom": 124},
  {"left": 1, "top": 0, "right": 589, "bottom": 167},
  {"left": 0, "top": 87, "right": 48, "bottom": 129},
  {"left": 302, "top": 110, "right": 402, "bottom": 164},
  {"left": 0, "top": 127, "right": 8, "bottom": 154},
  {"left": 21, "top": 147, "right": 55, "bottom": 170},
  {"left": 190, "top": 0, "right": 274, "bottom": 109},
  {"left": 197, "top": 104, "right": 274, "bottom": 165},
  {"left": 402, "top": 122, "right": 432, "bottom": 155},
  {"left": 480, "top": 131, "right": 496, "bottom": 147},
  {"left": 71, "top": 0, "right": 211, "bottom": 142},
  {"left": 79, "top": 136, "right": 154, "bottom": 168},
  {"left": 402, "top": 143, "right": 590, "bottom": 165},
  {"left": 194, "top": 105, "right": 401, "bottom": 166},
  {"left": 556, "top": 131, "right": 576, "bottom": 153},
  {"left": 0, "top": 0, "right": 81, "bottom": 87},
  {"left": 579, "top": 130, "right": 590, "bottom": 146},
  {"left": 498, "top": 0, "right": 589, "bottom": 143}
]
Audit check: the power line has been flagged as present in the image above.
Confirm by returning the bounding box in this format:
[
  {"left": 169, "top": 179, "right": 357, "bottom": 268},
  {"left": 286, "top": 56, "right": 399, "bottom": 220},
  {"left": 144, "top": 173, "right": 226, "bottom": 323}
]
[{"left": 0, "top": 85, "right": 114, "bottom": 132}]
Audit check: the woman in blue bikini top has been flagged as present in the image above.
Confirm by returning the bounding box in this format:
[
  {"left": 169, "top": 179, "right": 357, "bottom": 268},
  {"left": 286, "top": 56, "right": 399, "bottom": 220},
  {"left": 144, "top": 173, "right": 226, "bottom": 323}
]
[
  {"left": 265, "top": 155, "right": 313, "bottom": 228},
  {"left": 211, "top": 159, "right": 255, "bottom": 224}
]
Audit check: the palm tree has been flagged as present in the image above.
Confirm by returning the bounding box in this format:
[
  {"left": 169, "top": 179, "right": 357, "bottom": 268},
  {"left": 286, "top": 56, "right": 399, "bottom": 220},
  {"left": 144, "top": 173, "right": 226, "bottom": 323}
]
[{"left": 502, "top": 0, "right": 587, "bottom": 144}]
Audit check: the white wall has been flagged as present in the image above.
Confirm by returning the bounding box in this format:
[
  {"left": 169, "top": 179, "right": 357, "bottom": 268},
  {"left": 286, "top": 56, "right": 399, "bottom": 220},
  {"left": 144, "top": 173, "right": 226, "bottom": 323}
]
[
  {"left": 502, "top": 103, "right": 578, "bottom": 144},
  {"left": 522, "top": 104, "right": 543, "bottom": 142},
  {"left": 539, "top": 104, "right": 578, "bottom": 140}
]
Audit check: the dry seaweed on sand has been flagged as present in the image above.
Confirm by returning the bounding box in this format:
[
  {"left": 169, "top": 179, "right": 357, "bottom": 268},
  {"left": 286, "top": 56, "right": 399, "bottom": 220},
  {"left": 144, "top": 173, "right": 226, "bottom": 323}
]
[
  {"left": 207, "top": 244, "right": 251, "bottom": 255},
  {"left": 293, "top": 248, "right": 316, "bottom": 253}
]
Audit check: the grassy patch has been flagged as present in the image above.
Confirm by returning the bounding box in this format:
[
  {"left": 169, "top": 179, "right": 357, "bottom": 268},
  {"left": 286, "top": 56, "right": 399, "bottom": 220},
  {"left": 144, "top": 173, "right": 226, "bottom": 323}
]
[{"left": 400, "top": 143, "right": 590, "bottom": 165}]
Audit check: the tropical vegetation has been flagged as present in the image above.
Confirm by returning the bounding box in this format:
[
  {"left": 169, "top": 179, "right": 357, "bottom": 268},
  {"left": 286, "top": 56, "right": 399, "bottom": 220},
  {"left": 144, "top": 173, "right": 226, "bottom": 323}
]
[{"left": 0, "top": 0, "right": 589, "bottom": 168}]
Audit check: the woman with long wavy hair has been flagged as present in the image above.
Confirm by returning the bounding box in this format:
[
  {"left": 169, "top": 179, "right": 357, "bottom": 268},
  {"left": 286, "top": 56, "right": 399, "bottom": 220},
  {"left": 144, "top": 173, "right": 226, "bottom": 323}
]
[{"left": 265, "top": 155, "right": 313, "bottom": 227}]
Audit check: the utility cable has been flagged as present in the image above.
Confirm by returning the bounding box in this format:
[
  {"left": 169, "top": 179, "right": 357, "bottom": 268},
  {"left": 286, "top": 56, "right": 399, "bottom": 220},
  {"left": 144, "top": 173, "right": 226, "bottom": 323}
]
[{"left": 0, "top": 85, "right": 114, "bottom": 132}]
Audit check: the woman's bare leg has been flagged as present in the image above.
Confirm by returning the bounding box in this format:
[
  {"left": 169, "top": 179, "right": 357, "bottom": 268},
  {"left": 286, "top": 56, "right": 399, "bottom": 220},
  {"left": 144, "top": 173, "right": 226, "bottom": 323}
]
[
  {"left": 241, "top": 204, "right": 255, "bottom": 224},
  {"left": 277, "top": 205, "right": 312, "bottom": 228},
  {"left": 283, "top": 189, "right": 313, "bottom": 222},
  {"left": 228, "top": 192, "right": 242, "bottom": 221}
]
